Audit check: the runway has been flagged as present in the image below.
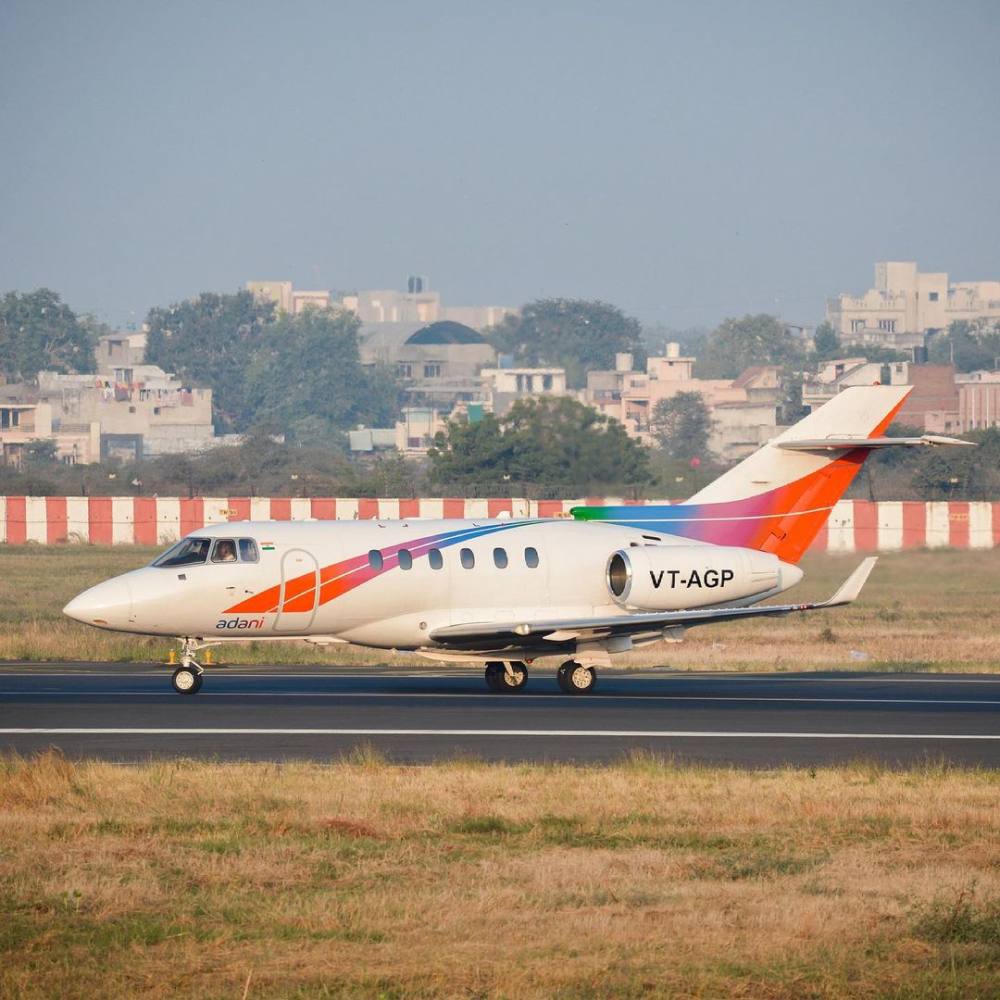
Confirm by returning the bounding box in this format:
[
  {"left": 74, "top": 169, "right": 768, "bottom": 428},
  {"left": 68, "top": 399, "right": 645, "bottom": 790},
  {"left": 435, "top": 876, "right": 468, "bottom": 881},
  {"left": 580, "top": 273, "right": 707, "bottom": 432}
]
[{"left": 1, "top": 663, "right": 998, "bottom": 767}]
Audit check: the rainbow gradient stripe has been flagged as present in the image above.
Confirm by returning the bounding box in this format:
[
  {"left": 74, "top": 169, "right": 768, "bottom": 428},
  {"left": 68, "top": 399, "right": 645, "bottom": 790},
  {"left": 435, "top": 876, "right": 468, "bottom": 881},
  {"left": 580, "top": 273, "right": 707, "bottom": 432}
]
[{"left": 572, "top": 448, "right": 871, "bottom": 564}]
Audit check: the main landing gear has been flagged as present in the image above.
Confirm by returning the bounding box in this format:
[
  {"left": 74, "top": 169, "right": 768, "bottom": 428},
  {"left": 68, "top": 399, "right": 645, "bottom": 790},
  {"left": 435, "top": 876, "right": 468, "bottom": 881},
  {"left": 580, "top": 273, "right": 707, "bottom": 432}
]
[
  {"left": 557, "top": 660, "right": 597, "bottom": 695},
  {"left": 170, "top": 638, "right": 204, "bottom": 695},
  {"left": 482, "top": 659, "right": 598, "bottom": 694},
  {"left": 484, "top": 661, "right": 528, "bottom": 693}
]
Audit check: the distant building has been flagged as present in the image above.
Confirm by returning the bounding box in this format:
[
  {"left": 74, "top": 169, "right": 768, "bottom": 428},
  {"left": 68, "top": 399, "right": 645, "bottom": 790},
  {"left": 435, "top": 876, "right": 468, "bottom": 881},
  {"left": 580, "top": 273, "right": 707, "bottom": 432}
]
[
  {"left": 246, "top": 280, "right": 333, "bottom": 315},
  {"left": 802, "top": 358, "right": 885, "bottom": 411},
  {"left": 251, "top": 276, "right": 516, "bottom": 332},
  {"left": 359, "top": 319, "right": 495, "bottom": 408},
  {"left": 585, "top": 345, "right": 783, "bottom": 461},
  {"left": 479, "top": 366, "right": 569, "bottom": 415},
  {"left": 37, "top": 366, "right": 216, "bottom": 462},
  {"left": 827, "top": 261, "right": 1000, "bottom": 351}
]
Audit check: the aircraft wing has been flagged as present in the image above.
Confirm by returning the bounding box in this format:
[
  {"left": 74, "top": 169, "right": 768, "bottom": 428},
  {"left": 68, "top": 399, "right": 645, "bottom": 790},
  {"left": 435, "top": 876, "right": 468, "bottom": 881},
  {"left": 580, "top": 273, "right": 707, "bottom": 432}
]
[
  {"left": 776, "top": 434, "right": 972, "bottom": 452},
  {"left": 429, "top": 557, "right": 878, "bottom": 647}
]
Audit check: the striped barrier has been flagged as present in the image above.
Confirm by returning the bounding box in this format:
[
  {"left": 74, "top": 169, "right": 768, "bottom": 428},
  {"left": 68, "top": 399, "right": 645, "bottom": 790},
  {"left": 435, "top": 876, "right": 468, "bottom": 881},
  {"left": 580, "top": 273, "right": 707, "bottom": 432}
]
[{"left": 0, "top": 497, "right": 997, "bottom": 551}]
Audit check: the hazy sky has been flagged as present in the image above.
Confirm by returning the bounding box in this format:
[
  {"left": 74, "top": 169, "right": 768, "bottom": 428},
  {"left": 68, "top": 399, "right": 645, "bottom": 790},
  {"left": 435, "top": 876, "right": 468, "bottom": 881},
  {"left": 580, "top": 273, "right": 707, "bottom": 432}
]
[{"left": 2, "top": 0, "right": 997, "bottom": 330}]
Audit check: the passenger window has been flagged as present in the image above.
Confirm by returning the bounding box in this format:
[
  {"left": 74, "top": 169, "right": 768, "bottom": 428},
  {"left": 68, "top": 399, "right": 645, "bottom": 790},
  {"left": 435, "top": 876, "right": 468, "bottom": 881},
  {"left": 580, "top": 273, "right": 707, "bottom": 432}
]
[
  {"left": 398, "top": 549, "right": 413, "bottom": 570},
  {"left": 460, "top": 547, "right": 475, "bottom": 569},
  {"left": 152, "top": 537, "right": 211, "bottom": 567},
  {"left": 238, "top": 538, "right": 259, "bottom": 563},
  {"left": 428, "top": 548, "right": 443, "bottom": 570},
  {"left": 493, "top": 547, "right": 508, "bottom": 569},
  {"left": 525, "top": 546, "right": 539, "bottom": 568},
  {"left": 369, "top": 550, "right": 383, "bottom": 570}
]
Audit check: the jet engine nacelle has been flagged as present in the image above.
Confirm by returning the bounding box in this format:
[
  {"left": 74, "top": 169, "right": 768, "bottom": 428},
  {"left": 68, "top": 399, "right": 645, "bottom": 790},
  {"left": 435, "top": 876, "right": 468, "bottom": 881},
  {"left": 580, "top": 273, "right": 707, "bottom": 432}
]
[{"left": 606, "top": 544, "right": 785, "bottom": 611}]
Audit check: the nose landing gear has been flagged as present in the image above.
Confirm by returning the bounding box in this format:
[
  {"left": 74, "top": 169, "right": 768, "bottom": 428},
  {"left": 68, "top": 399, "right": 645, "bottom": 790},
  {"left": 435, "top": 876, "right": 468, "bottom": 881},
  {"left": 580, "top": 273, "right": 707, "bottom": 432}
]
[
  {"left": 484, "top": 661, "right": 528, "bottom": 693},
  {"left": 169, "top": 638, "right": 205, "bottom": 695}
]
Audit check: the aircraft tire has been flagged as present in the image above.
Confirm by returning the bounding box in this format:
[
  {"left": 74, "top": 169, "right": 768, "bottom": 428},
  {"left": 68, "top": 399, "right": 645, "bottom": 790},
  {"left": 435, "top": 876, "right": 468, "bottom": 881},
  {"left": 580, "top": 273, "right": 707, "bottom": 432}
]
[
  {"left": 172, "top": 667, "right": 202, "bottom": 695},
  {"left": 484, "top": 662, "right": 505, "bottom": 692},
  {"left": 496, "top": 661, "right": 528, "bottom": 693},
  {"left": 557, "top": 661, "right": 596, "bottom": 695}
]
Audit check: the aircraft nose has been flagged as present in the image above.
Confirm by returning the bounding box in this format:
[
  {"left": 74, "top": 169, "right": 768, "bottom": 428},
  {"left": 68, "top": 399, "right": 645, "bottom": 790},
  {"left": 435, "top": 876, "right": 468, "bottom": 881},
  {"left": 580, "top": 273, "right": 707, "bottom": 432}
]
[{"left": 63, "top": 577, "right": 133, "bottom": 627}]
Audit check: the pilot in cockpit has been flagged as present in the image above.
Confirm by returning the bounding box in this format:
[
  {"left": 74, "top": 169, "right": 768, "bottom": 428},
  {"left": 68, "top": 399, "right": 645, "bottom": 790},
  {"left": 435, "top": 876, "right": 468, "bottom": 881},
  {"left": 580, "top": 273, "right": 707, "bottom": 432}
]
[{"left": 213, "top": 539, "right": 238, "bottom": 563}]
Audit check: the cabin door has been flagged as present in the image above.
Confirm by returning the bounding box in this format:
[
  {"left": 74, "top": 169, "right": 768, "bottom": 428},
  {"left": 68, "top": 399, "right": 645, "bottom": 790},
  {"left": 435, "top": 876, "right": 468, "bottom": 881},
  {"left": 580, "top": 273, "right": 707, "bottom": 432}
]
[{"left": 274, "top": 548, "right": 319, "bottom": 632}]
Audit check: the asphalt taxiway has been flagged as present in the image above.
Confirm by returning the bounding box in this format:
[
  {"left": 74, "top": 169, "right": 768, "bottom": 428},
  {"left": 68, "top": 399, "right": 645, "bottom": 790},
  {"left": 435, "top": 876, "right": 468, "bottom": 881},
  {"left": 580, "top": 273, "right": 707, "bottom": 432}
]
[{"left": 1, "top": 663, "right": 998, "bottom": 767}]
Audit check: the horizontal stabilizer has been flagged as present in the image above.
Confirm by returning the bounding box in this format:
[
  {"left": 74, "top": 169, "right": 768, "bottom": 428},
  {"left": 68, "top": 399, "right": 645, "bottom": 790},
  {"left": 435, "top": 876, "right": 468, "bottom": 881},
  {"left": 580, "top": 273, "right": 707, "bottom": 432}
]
[
  {"left": 818, "top": 556, "right": 878, "bottom": 608},
  {"left": 777, "top": 434, "right": 973, "bottom": 452}
]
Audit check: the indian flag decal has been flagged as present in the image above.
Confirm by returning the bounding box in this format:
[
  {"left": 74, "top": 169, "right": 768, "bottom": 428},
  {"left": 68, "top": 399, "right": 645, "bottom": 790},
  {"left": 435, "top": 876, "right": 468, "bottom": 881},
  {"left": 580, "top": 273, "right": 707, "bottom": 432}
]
[{"left": 261, "top": 541, "right": 275, "bottom": 551}]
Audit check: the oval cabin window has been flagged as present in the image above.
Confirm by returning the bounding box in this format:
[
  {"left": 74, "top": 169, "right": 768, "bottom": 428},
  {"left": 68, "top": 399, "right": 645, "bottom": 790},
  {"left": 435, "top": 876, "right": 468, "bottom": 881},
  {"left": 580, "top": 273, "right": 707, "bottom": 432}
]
[
  {"left": 460, "top": 548, "right": 475, "bottom": 569},
  {"left": 368, "top": 550, "right": 383, "bottom": 570}
]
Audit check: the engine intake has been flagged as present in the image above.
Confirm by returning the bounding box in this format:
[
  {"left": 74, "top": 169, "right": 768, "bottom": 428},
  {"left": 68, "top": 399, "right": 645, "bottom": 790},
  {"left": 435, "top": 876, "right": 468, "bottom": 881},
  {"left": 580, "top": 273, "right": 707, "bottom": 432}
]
[{"left": 606, "top": 545, "right": 787, "bottom": 611}]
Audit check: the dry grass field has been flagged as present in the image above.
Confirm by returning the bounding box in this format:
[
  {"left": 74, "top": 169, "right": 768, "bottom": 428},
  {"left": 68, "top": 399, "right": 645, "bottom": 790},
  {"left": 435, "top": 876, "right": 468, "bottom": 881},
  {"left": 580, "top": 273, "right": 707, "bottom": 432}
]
[
  {"left": 0, "top": 544, "right": 996, "bottom": 671},
  {"left": 1, "top": 752, "right": 998, "bottom": 999}
]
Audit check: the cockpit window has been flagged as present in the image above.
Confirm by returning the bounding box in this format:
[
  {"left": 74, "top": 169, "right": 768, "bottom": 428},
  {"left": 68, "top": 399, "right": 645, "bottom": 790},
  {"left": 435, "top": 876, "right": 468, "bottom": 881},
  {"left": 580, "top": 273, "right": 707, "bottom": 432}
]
[
  {"left": 211, "top": 538, "right": 239, "bottom": 563},
  {"left": 153, "top": 537, "right": 211, "bottom": 567},
  {"left": 238, "top": 538, "right": 259, "bottom": 563}
]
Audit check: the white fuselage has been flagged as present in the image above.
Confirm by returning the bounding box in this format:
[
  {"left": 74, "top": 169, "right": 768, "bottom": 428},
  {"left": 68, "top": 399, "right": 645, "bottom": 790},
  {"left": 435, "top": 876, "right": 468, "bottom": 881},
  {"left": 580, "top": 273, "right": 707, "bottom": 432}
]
[{"left": 63, "top": 517, "right": 802, "bottom": 651}]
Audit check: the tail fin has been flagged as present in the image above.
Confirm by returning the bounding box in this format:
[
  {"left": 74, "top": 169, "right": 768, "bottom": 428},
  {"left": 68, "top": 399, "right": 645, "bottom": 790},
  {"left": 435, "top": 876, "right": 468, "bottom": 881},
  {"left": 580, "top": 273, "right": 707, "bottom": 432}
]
[{"left": 573, "top": 385, "right": 912, "bottom": 563}]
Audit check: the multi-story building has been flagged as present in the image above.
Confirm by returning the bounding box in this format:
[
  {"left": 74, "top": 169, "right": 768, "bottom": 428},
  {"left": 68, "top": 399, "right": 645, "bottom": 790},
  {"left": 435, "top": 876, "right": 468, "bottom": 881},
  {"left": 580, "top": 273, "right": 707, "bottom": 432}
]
[
  {"left": 246, "top": 280, "right": 333, "bottom": 315},
  {"left": 802, "top": 358, "right": 885, "bottom": 412},
  {"left": 250, "top": 276, "right": 516, "bottom": 332},
  {"left": 478, "top": 366, "right": 569, "bottom": 415},
  {"left": 827, "top": 261, "right": 1000, "bottom": 350},
  {"left": 586, "top": 346, "right": 783, "bottom": 460}
]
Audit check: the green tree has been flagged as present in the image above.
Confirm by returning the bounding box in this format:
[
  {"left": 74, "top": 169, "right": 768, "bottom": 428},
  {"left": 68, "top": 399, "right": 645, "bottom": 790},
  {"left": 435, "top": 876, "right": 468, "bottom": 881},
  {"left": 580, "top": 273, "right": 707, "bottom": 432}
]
[
  {"left": 650, "top": 391, "right": 713, "bottom": 461},
  {"left": 812, "top": 321, "right": 841, "bottom": 360},
  {"left": 0, "top": 289, "right": 95, "bottom": 380},
  {"left": 145, "top": 290, "right": 275, "bottom": 431},
  {"left": 699, "top": 314, "right": 804, "bottom": 379},
  {"left": 488, "top": 299, "right": 644, "bottom": 388},
  {"left": 245, "top": 308, "right": 399, "bottom": 441},
  {"left": 429, "top": 396, "right": 650, "bottom": 490},
  {"left": 928, "top": 320, "right": 1000, "bottom": 372}
]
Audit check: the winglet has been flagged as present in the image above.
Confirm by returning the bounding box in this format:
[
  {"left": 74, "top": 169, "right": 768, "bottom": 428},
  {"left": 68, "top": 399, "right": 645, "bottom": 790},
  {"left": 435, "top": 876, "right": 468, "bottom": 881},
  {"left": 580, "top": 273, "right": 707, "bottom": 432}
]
[{"left": 819, "top": 556, "right": 878, "bottom": 608}]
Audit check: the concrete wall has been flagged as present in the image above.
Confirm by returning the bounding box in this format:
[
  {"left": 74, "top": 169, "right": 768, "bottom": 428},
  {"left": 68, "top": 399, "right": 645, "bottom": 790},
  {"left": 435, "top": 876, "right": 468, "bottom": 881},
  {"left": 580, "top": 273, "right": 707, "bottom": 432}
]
[{"left": 0, "top": 496, "right": 995, "bottom": 551}]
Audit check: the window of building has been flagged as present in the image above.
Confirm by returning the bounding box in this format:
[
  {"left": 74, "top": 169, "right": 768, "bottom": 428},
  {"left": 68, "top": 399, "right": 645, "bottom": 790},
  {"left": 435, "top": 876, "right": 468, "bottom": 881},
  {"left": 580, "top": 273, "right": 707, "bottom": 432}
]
[
  {"left": 542, "top": 374, "right": 553, "bottom": 390},
  {"left": 929, "top": 291, "right": 939, "bottom": 302},
  {"left": 428, "top": 548, "right": 443, "bottom": 569},
  {"left": 460, "top": 547, "right": 475, "bottom": 569},
  {"left": 424, "top": 363, "right": 442, "bottom": 378},
  {"left": 851, "top": 319, "right": 865, "bottom": 332},
  {"left": 493, "top": 547, "right": 508, "bottom": 569},
  {"left": 398, "top": 549, "right": 413, "bottom": 570},
  {"left": 238, "top": 538, "right": 259, "bottom": 562},
  {"left": 398, "top": 363, "right": 413, "bottom": 378},
  {"left": 878, "top": 319, "right": 897, "bottom": 332},
  {"left": 524, "top": 546, "right": 539, "bottom": 568},
  {"left": 153, "top": 407, "right": 161, "bottom": 415},
  {"left": 369, "top": 550, "right": 383, "bottom": 570}
]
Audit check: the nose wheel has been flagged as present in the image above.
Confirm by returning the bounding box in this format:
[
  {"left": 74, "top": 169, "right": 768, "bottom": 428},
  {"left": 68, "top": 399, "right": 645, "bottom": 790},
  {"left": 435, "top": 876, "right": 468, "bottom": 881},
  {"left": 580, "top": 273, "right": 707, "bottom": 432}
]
[
  {"left": 485, "top": 661, "right": 528, "bottom": 693},
  {"left": 171, "top": 666, "right": 203, "bottom": 695},
  {"left": 170, "top": 638, "right": 206, "bottom": 695}
]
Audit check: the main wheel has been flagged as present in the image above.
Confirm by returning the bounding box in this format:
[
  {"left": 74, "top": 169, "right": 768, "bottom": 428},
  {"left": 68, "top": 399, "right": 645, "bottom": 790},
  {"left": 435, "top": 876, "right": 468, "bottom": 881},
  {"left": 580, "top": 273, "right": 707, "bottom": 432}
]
[
  {"left": 495, "top": 661, "right": 528, "bottom": 693},
  {"left": 171, "top": 666, "right": 202, "bottom": 695},
  {"left": 484, "top": 662, "right": 505, "bottom": 692},
  {"left": 557, "top": 661, "right": 596, "bottom": 695}
]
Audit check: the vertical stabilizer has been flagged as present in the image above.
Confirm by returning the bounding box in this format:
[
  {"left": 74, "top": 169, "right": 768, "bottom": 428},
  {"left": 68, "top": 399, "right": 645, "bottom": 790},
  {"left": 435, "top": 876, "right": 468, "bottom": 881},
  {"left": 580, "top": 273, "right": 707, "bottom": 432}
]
[{"left": 572, "top": 385, "right": 912, "bottom": 563}]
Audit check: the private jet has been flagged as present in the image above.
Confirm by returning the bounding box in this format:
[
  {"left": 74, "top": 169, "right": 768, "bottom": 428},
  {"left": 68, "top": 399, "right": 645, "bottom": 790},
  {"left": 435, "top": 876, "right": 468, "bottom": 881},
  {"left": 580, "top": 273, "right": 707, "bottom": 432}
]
[{"left": 63, "top": 385, "right": 970, "bottom": 695}]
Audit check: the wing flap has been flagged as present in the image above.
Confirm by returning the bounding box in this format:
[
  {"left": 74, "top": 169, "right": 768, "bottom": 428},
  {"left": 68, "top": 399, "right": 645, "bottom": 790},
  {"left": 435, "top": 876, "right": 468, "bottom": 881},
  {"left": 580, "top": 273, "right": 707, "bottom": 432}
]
[{"left": 777, "top": 434, "right": 972, "bottom": 452}]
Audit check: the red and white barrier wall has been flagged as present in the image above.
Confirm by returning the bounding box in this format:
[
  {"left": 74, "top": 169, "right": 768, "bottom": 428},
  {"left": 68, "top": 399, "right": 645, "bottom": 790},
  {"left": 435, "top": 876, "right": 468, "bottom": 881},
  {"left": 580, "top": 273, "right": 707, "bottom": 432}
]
[{"left": 0, "top": 497, "right": 997, "bottom": 551}]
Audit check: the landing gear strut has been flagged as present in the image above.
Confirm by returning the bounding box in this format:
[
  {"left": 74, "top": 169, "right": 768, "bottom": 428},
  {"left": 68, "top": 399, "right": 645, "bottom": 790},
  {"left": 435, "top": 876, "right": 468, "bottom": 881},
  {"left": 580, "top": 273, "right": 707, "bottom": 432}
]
[
  {"left": 171, "top": 638, "right": 204, "bottom": 695},
  {"left": 484, "top": 661, "right": 528, "bottom": 693},
  {"left": 557, "top": 660, "right": 596, "bottom": 695}
]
